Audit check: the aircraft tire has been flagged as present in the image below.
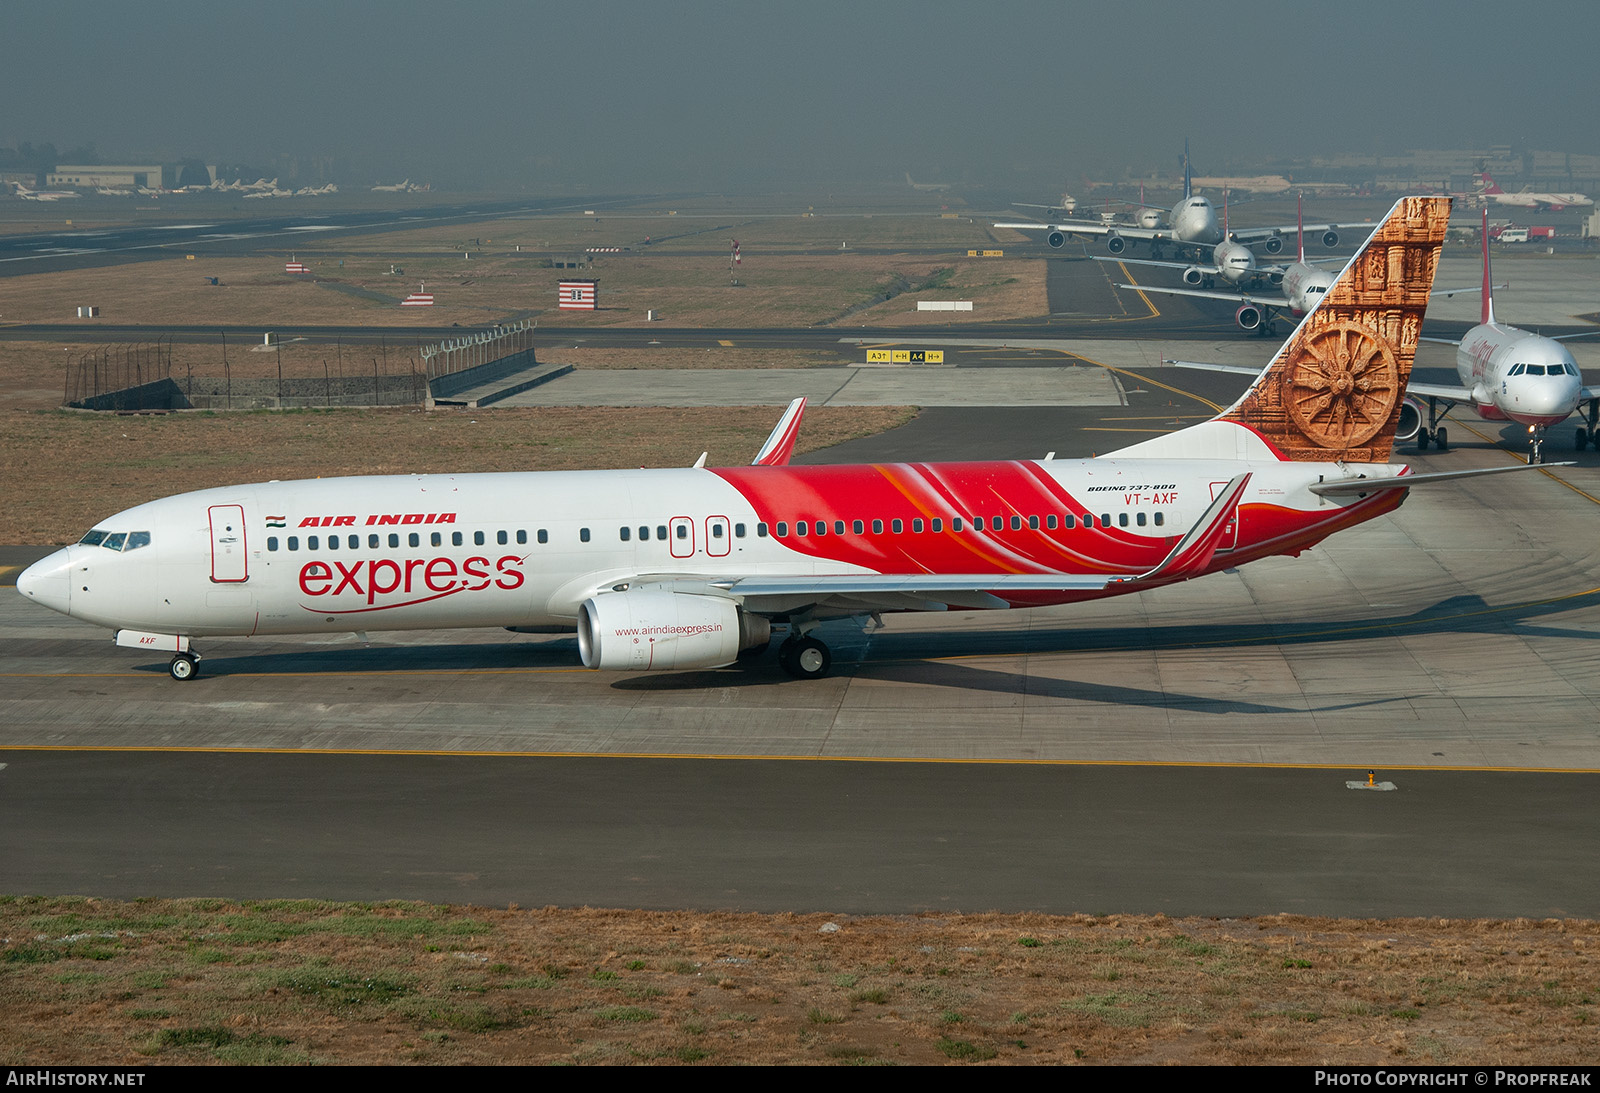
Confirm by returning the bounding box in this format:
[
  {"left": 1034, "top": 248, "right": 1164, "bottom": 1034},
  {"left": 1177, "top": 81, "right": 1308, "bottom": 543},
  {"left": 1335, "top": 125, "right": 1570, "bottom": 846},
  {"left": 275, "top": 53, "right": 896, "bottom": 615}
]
[
  {"left": 169, "top": 654, "right": 198, "bottom": 682},
  {"left": 779, "top": 637, "right": 831, "bottom": 680},
  {"left": 1417, "top": 432, "right": 1430, "bottom": 451},
  {"left": 1577, "top": 428, "right": 1588, "bottom": 451},
  {"left": 1434, "top": 428, "right": 1448, "bottom": 452}
]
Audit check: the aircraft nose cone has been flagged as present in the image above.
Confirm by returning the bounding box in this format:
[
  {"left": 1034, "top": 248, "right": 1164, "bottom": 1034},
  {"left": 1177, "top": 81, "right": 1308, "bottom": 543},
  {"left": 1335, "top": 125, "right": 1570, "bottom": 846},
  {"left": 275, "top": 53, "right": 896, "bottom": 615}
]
[{"left": 16, "top": 548, "right": 72, "bottom": 616}]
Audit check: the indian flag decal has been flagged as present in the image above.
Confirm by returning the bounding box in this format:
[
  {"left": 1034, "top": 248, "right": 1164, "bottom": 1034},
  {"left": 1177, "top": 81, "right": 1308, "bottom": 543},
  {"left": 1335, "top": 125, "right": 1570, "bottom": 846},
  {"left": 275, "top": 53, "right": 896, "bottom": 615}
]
[{"left": 267, "top": 516, "right": 287, "bottom": 528}]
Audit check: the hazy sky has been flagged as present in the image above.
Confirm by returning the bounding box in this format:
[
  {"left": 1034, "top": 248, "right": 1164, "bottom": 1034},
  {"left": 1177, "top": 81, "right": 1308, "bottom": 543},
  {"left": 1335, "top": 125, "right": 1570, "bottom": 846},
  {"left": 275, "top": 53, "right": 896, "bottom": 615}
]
[{"left": 9, "top": 0, "right": 1600, "bottom": 191}]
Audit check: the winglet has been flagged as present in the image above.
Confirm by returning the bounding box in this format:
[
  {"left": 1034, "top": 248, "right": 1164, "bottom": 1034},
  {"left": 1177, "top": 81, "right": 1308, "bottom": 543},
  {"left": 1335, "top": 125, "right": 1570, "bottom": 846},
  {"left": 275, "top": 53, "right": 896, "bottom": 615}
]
[
  {"left": 751, "top": 396, "right": 807, "bottom": 466},
  {"left": 1123, "top": 473, "right": 1251, "bottom": 584}
]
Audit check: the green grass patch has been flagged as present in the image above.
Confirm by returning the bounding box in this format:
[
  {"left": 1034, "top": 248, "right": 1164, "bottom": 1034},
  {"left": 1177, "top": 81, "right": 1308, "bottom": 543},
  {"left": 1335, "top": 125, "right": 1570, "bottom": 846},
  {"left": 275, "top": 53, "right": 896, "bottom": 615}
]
[{"left": 937, "top": 1036, "right": 997, "bottom": 1061}]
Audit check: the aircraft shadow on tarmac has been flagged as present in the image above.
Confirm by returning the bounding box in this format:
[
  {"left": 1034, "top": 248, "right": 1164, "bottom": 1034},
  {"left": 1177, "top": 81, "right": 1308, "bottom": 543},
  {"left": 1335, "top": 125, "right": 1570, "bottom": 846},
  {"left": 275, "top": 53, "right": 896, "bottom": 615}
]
[
  {"left": 125, "top": 590, "right": 1598, "bottom": 693},
  {"left": 605, "top": 590, "right": 1600, "bottom": 703}
]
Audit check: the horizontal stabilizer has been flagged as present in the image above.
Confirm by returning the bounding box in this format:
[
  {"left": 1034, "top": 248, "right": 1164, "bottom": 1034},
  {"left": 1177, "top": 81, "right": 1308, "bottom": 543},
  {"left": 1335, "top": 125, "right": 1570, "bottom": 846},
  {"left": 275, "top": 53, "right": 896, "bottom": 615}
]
[{"left": 1309, "top": 462, "right": 1572, "bottom": 496}]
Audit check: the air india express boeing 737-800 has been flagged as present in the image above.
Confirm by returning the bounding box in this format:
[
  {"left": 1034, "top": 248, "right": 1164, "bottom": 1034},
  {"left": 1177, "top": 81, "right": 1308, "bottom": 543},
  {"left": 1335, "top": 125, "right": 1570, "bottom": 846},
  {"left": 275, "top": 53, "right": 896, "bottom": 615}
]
[{"left": 16, "top": 197, "right": 1559, "bottom": 682}]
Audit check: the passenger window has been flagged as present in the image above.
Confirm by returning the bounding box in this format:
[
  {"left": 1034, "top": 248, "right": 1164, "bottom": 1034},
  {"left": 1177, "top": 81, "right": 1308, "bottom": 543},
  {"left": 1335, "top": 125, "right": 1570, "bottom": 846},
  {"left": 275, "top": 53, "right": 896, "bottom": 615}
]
[
  {"left": 813, "top": 521, "right": 824, "bottom": 536},
  {"left": 516, "top": 530, "right": 527, "bottom": 545},
  {"left": 639, "top": 526, "right": 650, "bottom": 541},
  {"left": 796, "top": 521, "right": 807, "bottom": 537},
  {"left": 676, "top": 524, "right": 688, "bottom": 539},
  {"left": 952, "top": 517, "right": 963, "bottom": 532},
  {"left": 409, "top": 533, "right": 420, "bottom": 548},
  {"left": 656, "top": 525, "right": 668, "bottom": 540},
  {"left": 1064, "top": 515, "right": 1075, "bottom": 528},
  {"left": 288, "top": 536, "right": 300, "bottom": 551},
  {"left": 912, "top": 519, "right": 923, "bottom": 533},
  {"left": 757, "top": 523, "right": 769, "bottom": 537},
  {"left": 1028, "top": 516, "right": 1039, "bottom": 530},
  {"left": 308, "top": 535, "right": 319, "bottom": 550},
  {"left": 328, "top": 535, "right": 340, "bottom": 551},
  {"left": 1136, "top": 512, "right": 1147, "bottom": 527},
  {"left": 389, "top": 533, "right": 400, "bottom": 549},
  {"left": 891, "top": 519, "right": 903, "bottom": 534},
  {"left": 776, "top": 522, "right": 788, "bottom": 537},
  {"left": 1046, "top": 515, "right": 1058, "bottom": 530},
  {"left": 872, "top": 519, "right": 883, "bottom": 534},
  {"left": 735, "top": 523, "right": 746, "bottom": 538},
  {"left": 931, "top": 518, "right": 943, "bottom": 533},
  {"left": 1100, "top": 514, "right": 1111, "bottom": 528},
  {"left": 834, "top": 521, "right": 845, "bottom": 535},
  {"left": 538, "top": 529, "right": 549, "bottom": 544},
  {"left": 1011, "top": 516, "right": 1022, "bottom": 531},
  {"left": 580, "top": 528, "right": 591, "bottom": 543},
  {"left": 620, "top": 527, "right": 631, "bottom": 541},
  {"left": 474, "top": 531, "right": 485, "bottom": 546},
  {"left": 1118, "top": 513, "right": 1129, "bottom": 527},
  {"left": 497, "top": 530, "right": 508, "bottom": 546},
  {"left": 453, "top": 532, "right": 464, "bottom": 547},
  {"left": 1154, "top": 512, "right": 1165, "bottom": 527},
  {"left": 267, "top": 536, "right": 279, "bottom": 552},
  {"left": 432, "top": 532, "right": 442, "bottom": 547},
  {"left": 713, "top": 524, "right": 724, "bottom": 539},
  {"left": 368, "top": 534, "right": 379, "bottom": 549}
]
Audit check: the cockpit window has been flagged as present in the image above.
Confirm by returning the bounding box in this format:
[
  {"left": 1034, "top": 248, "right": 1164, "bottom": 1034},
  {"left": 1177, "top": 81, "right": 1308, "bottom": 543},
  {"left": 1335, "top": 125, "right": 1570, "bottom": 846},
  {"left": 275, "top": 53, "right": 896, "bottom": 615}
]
[
  {"left": 1526, "top": 365, "right": 1547, "bottom": 376},
  {"left": 102, "top": 532, "right": 127, "bottom": 551},
  {"left": 1509, "top": 364, "right": 1526, "bottom": 376},
  {"left": 125, "top": 531, "right": 151, "bottom": 551},
  {"left": 1566, "top": 363, "right": 1582, "bottom": 377},
  {"left": 79, "top": 529, "right": 108, "bottom": 547}
]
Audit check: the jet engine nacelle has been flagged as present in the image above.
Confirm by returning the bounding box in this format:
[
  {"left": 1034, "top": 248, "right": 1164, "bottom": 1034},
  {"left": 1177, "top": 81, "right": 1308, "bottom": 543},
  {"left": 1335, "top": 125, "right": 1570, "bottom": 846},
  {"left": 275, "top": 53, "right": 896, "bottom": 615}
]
[
  {"left": 1105, "top": 233, "right": 1126, "bottom": 254},
  {"left": 1234, "top": 304, "right": 1263, "bottom": 332},
  {"left": 577, "top": 588, "right": 768, "bottom": 671},
  {"left": 1268, "top": 270, "right": 1285, "bottom": 287},
  {"left": 1046, "top": 231, "right": 1066, "bottom": 249},
  {"left": 1263, "top": 235, "right": 1284, "bottom": 254},
  {"left": 1182, "top": 266, "right": 1205, "bottom": 286},
  {"left": 1322, "top": 229, "right": 1339, "bottom": 248},
  {"left": 1394, "top": 396, "right": 1423, "bottom": 442}
]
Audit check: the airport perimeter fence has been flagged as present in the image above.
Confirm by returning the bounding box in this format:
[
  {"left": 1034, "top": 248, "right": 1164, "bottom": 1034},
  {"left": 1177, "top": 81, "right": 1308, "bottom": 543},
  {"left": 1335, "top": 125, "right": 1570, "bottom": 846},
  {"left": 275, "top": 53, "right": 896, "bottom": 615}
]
[
  {"left": 421, "top": 319, "right": 536, "bottom": 387},
  {"left": 65, "top": 334, "right": 429, "bottom": 411}
]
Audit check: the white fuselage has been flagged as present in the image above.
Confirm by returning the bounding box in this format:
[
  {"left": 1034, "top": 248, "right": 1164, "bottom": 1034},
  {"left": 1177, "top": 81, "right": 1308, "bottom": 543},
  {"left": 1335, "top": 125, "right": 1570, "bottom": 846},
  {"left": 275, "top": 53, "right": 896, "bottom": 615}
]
[
  {"left": 1278, "top": 262, "right": 1336, "bottom": 315},
  {"left": 1456, "top": 323, "right": 1582, "bottom": 425},
  {"left": 1169, "top": 196, "right": 1223, "bottom": 248},
  {"left": 18, "top": 458, "right": 1378, "bottom": 647}
]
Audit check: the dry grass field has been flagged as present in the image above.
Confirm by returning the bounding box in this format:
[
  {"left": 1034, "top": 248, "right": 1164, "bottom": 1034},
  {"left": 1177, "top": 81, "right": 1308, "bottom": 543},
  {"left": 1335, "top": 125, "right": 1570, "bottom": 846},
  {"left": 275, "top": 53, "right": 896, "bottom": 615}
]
[
  {"left": 0, "top": 405, "right": 915, "bottom": 544},
  {"left": 3, "top": 898, "right": 1596, "bottom": 1066}
]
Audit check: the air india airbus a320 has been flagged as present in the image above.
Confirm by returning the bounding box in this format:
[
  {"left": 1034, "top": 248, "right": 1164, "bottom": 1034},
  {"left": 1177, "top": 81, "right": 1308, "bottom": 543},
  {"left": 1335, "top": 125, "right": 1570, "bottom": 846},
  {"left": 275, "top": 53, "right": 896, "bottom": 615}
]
[{"left": 17, "top": 196, "right": 1554, "bottom": 682}]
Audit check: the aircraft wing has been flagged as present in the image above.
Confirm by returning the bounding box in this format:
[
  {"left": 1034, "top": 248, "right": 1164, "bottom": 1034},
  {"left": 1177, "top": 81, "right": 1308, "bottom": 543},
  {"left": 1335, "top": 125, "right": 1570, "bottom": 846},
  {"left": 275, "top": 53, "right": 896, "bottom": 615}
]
[
  {"left": 1229, "top": 222, "right": 1378, "bottom": 247},
  {"left": 1165, "top": 358, "right": 1474, "bottom": 402},
  {"left": 1098, "top": 256, "right": 1219, "bottom": 275},
  {"left": 1117, "top": 283, "right": 1286, "bottom": 310},
  {"left": 993, "top": 219, "right": 1169, "bottom": 243}
]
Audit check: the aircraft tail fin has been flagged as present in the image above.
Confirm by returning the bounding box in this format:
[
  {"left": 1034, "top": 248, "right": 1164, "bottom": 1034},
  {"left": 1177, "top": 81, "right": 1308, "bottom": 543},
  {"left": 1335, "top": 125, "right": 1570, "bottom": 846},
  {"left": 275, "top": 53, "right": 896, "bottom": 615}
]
[
  {"left": 1481, "top": 208, "right": 1496, "bottom": 326},
  {"left": 1108, "top": 197, "right": 1451, "bottom": 465},
  {"left": 1213, "top": 195, "right": 1450, "bottom": 463},
  {"left": 1183, "top": 140, "right": 1192, "bottom": 199}
]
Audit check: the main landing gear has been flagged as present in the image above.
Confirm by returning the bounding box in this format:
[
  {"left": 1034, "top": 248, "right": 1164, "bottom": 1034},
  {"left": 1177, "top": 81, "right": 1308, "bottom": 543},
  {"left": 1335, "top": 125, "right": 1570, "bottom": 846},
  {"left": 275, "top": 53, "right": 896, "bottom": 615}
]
[
  {"left": 168, "top": 650, "right": 201, "bottom": 681},
  {"left": 1575, "top": 401, "right": 1600, "bottom": 454},
  {"left": 1415, "top": 396, "right": 1453, "bottom": 453},
  {"left": 778, "top": 635, "right": 831, "bottom": 679}
]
